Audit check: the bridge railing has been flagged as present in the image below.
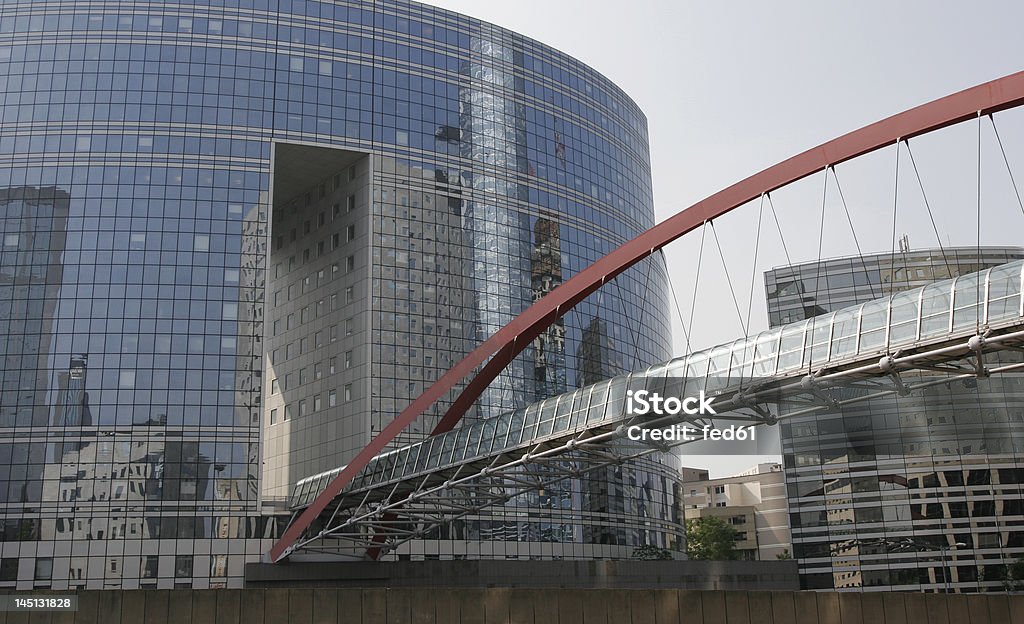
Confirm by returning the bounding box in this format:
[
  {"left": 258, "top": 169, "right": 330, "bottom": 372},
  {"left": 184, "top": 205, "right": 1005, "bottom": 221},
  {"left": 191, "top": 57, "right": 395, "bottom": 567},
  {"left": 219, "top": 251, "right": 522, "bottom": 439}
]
[{"left": 289, "top": 259, "right": 1024, "bottom": 510}]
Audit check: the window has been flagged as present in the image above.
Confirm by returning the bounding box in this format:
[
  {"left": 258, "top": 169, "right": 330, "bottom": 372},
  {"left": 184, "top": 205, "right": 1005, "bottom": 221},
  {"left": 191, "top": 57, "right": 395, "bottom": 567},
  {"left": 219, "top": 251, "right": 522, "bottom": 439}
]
[
  {"left": 34, "top": 558, "right": 53, "bottom": 582},
  {"left": 328, "top": 389, "right": 337, "bottom": 407},
  {"left": 344, "top": 384, "right": 352, "bottom": 402},
  {"left": 345, "top": 287, "right": 354, "bottom": 303},
  {"left": 330, "top": 325, "right": 338, "bottom": 343},
  {"left": 194, "top": 234, "right": 209, "bottom": 252},
  {"left": 0, "top": 558, "right": 17, "bottom": 581},
  {"left": 210, "top": 555, "right": 228, "bottom": 578},
  {"left": 347, "top": 194, "right": 355, "bottom": 212},
  {"left": 314, "top": 395, "right": 322, "bottom": 411},
  {"left": 333, "top": 203, "right": 340, "bottom": 218},
  {"left": 332, "top": 233, "right": 340, "bottom": 249},
  {"left": 314, "top": 363, "right": 322, "bottom": 380},
  {"left": 346, "top": 224, "right": 356, "bottom": 241},
  {"left": 315, "top": 330, "right": 324, "bottom": 348},
  {"left": 318, "top": 211, "right": 325, "bottom": 227},
  {"left": 346, "top": 318, "right": 354, "bottom": 336},
  {"left": 299, "top": 399, "right": 307, "bottom": 416},
  {"left": 329, "top": 357, "right": 337, "bottom": 374},
  {"left": 299, "top": 368, "right": 308, "bottom": 385},
  {"left": 300, "top": 337, "right": 309, "bottom": 353},
  {"left": 346, "top": 255, "right": 355, "bottom": 272},
  {"left": 271, "top": 379, "right": 279, "bottom": 394},
  {"left": 348, "top": 166, "right": 356, "bottom": 181},
  {"left": 174, "top": 556, "right": 193, "bottom": 578},
  {"left": 141, "top": 556, "right": 159, "bottom": 580},
  {"left": 345, "top": 350, "right": 352, "bottom": 369},
  {"left": 714, "top": 485, "right": 725, "bottom": 494},
  {"left": 287, "top": 313, "right": 295, "bottom": 330},
  {"left": 270, "top": 409, "right": 278, "bottom": 424}
]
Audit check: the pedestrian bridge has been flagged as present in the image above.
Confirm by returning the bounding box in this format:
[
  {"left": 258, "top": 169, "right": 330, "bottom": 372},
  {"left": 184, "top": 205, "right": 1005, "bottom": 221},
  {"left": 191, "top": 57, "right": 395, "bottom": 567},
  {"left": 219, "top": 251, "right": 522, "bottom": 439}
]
[{"left": 284, "top": 259, "right": 1024, "bottom": 558}]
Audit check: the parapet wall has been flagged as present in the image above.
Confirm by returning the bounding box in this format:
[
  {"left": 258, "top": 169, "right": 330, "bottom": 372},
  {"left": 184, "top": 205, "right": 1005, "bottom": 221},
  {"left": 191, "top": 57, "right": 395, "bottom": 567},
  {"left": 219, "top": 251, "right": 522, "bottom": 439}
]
[{"left": 2, "top": 588, "right": 1023, "bottom": 623}]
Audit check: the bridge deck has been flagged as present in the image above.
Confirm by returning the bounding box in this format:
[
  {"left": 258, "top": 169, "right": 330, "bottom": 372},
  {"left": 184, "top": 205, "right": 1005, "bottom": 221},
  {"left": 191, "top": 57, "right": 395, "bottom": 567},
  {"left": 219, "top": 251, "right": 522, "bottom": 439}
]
[{"left": 290, "top": 260, "right": 1024, "bottom": 514}]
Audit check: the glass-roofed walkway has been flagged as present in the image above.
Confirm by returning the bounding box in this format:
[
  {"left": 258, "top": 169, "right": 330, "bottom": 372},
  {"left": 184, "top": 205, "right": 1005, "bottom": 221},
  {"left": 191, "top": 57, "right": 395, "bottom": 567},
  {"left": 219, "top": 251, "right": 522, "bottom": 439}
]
[{"left": 289, "top": 260, "right": 1024, "bottom": 515}]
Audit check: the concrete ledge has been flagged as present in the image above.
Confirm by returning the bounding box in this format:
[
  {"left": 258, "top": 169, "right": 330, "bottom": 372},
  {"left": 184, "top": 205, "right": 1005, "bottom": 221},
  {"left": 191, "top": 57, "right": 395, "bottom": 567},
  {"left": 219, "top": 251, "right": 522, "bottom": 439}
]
[{"left": 244, "top": 559, "right": 800, "bottom": 590}]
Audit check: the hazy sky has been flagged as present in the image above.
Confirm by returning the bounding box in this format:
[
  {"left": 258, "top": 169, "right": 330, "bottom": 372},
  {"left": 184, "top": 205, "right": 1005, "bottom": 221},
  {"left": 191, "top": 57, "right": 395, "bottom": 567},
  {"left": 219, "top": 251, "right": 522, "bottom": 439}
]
[{"left": 424, "top": 1, "right": 1024, "bottom": 474}]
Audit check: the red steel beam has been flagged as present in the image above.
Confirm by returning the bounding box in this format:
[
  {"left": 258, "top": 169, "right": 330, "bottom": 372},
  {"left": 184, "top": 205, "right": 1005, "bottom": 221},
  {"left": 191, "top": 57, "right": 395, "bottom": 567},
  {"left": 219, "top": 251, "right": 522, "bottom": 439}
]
[{"left": 269, "top": 70, "right": 1024, "bottom": 562}]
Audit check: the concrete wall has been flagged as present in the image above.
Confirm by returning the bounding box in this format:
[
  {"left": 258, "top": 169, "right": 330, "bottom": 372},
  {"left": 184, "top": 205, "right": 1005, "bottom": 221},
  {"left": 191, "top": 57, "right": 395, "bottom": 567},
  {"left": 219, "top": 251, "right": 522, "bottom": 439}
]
[
  {"left": 244, "top": 559, "right": 799, "bottom": 591},
  {"left": 2, "top": 589, "right": 1024, "bottom": 623}
]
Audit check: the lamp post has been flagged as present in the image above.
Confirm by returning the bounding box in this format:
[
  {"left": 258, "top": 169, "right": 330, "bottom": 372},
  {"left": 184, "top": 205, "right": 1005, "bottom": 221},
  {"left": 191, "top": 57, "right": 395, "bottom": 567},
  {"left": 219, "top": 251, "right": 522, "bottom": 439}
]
[{"left": 940, "top": 542, "right": 967, "bottom": 593}]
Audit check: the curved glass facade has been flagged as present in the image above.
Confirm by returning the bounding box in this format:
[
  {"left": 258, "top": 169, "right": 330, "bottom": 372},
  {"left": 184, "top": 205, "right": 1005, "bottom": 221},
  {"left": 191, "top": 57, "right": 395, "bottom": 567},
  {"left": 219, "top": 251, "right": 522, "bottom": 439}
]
[
  {"left": 766, "top": 247, "right": 1024, "bottom": 592},
  {"left": 0, "top": 0, "right": 672, "bottom": 587}
]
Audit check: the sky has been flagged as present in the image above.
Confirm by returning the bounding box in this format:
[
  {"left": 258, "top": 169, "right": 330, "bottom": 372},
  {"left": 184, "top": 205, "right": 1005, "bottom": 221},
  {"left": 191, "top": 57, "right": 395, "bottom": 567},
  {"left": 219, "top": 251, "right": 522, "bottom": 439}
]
[{"left": 424, "top": 1, "right": 1024, "bottom": 475}]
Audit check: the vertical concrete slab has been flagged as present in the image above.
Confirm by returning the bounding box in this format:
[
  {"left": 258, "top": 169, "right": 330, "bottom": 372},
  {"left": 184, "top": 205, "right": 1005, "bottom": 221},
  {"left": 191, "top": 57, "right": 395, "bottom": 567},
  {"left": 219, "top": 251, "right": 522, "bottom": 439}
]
[
  {"left": 534, "top": 590, "right": 560, "bottom": 624},
  {"left": 768, "top": 592, "right": 794, "bottom": 624},
  {"left": 859, "top": 593, "right": 884, "bottom": 624},
  {"left": 746, "top": 591, "right": 773, "bottom": 624},
  {"left": 629, "top": 590, "right": 656, "bottom": 624},
  {"left": 1009, "top": 595, "right": 1024, "bottom": 624},
  {"left": 482, "top": 588, "right": 510, "bottom": 624},
  {"left": 74, "top": 592, "right": 99, "bottom": 624},
  {"left": 676, "top": 591, "right": 704, "bottom": 624},
  {"left": 217, "top": 589, "right": 242, "bottom": 624},
  {"left": 432, "top": 589, "right": 458, "bottom": 624},
  {"left": 792, "top": 592, "right": 819, "bottom": 624},
  {"left": 386, "top": 588, "right": 410, "bottom": 624},
  {"left": 814, "top": 593, "right": 839, "bottom": 624},
  {"left": 881, "top": 592, "right": 907, "bottom": 624},
  {"left": 95, "top": 591, "right": 122, "bottom": 623},
  {"left": 923, "top": 594, "right": 949, "bottom": 624},
  {"left": 557, "top": 589, "right": 585, "bottom": 624},
  {"left": 604, "top": 590, "right": 631, "bottom": 624},
  {"left": 407, "top": 588, "right": 434, "bottom": 624},
  {"left": 312, "top": 588, "right": 339, "bottom": 624},
  {"left": 508, "top": 589, "right": 534, "bottom": 624},
  {"left": 167, "top": 588, "right": 193, "bottom": 623},
  {"left": 837, "top": 593, "right": 862, "bottom": 624},
  {"left": 965, "top": 595, "right": 988, "bottom": 624},
  {"left": 362, "top": 589, "right": 387, "bottom": 624},
  {"left": 723, "top": 591, "right": 750, "bottom": 624},
  {"left": 26, "top": 612, "right": 50, "bottom": 624},
  {"left": 337, "top": 589, "right": 362, "bottom": 624},
  {"left": 288, "top": 588, "right": 314, "bottom": 624},
  {"left": 120, "top": 591, "right": 145, "bottom": 623},
  {"left": 580, "top": 589, "right": 609, "bottom": 624},
  {"left": 904, "top": 593, "right": 928, "bottom": 624},
  {"left": 190, "top": 590, "right": 217, "bottom": 624},
  {"left": 264, "top": 588, "right": 291, "bottom": 623},
  {"left": 456, "top": 589, "right": 485, "bottom": 624},
  {"left": 241, "top": 588, "right": 266, "bottom": 624},
  {"left": 651, "top": 589, "right": 679, "bottom": 624},
  {"left": 944, "top": 595, "right": 969, "bottom": 624},
  {"left": 986, "top": 594, "right": 1012, "bottom": 624},
  {"left": 143, "top": 589, "right": 170, "bottom": 624},
  {"left": 700, "top": 591, "right": 728, "bottom": 624}
]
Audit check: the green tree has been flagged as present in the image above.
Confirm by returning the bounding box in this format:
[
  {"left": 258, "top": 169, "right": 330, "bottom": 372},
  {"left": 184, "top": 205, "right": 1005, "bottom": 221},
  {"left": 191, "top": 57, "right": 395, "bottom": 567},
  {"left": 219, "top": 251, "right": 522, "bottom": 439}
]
[
  {"left": 685, "top": 516, "right": 738, "bottom": 561},
  {"left": 632, "top": 545, "right": 673, "bottom": 560}
]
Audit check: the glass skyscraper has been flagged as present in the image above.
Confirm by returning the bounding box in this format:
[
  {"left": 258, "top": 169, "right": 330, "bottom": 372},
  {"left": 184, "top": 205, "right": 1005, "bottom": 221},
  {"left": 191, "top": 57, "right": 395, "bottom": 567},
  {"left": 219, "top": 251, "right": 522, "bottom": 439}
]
[
  {"left": 0, "top": 0, "right": 675, "bottom": 588},
  {"left": 766, "top": 247, "right": 1024, "bottom": 592}
]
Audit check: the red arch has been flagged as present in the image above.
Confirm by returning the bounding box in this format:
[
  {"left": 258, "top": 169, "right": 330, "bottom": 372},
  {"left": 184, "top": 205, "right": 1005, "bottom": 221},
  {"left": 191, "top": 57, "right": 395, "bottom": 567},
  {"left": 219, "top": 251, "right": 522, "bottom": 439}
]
[{"left": 270, "top": 70, "right": 1024, "bottom": 562}]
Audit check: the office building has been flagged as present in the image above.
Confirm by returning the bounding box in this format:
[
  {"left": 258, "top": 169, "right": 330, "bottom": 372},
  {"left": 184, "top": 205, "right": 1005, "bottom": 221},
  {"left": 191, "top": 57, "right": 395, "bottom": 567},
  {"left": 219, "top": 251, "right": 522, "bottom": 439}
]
[
  {"left": 766, "top": 247, "right": 1024, "bottom": 591},
  {"left": 680, "top": 463, "right": 791, "bottom": 561},
  {"left": 0, "top": 0, "right": 677, "bottom": 587}
]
